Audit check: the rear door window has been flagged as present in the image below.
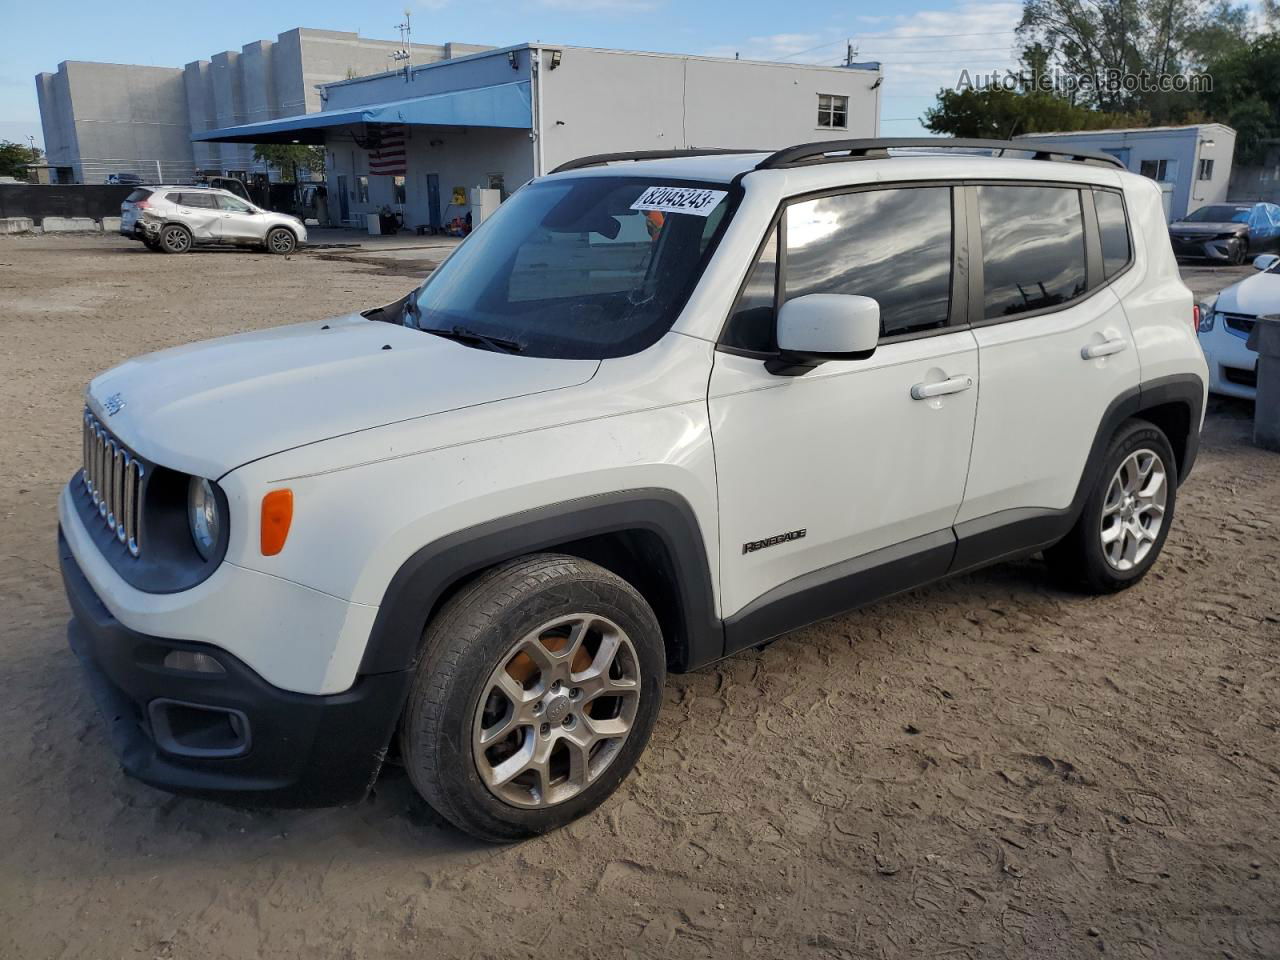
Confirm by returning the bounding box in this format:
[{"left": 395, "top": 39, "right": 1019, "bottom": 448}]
[
  {"left": 977, "top": 185, "right": 1086, "bottom": 319},
  {"left": 183, "top": 193, "right": 218, "bottom": 209}
]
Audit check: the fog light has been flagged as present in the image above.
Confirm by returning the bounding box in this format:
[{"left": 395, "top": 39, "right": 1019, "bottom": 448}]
[{"left": 163, "top": 650, "right": 225, "bottom": 674}]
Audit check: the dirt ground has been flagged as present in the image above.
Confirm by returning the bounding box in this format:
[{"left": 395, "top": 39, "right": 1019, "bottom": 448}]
[{"left": 1, "top": 234, "right": 1277, "bottom": 960}]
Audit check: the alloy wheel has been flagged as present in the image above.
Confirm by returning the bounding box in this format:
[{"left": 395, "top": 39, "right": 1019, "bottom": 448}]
[
  {"left": 162, "top": 226, "right": 190, "bottom": 252},
  {"left": 268, "top": 229, "right": 295, "bottom": 254},
  {"left": 472, "top": 613, "right": 641, "bottom": 809},
  {"left": 1100, "top": 448, "right": 1168, "bottom": 571}
]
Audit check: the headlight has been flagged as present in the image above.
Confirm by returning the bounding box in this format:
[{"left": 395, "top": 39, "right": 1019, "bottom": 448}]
[
  {"left": 188, "top": 476, "right": 222, "bottom": 561},
  {"left": 1198, "top": 300, "right": 1218, "bottom": 333}
]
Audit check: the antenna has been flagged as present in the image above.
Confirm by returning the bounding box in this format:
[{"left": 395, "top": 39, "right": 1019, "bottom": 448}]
[{"left": 391, "top": 10, "right": 412, "bottom": 81}]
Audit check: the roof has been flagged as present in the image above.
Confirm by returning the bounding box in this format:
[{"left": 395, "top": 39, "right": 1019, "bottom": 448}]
[
  {"left": 1015, "top": 123, "right": 1236, "bottom": 139},
  {"left": 319, "top": 41, "right": 880, "bottom": 92},
  {"left": 192, "top": 80, "right": 532, "bottom": 144}
]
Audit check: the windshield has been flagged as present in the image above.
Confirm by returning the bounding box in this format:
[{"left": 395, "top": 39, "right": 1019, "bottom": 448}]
[
  {"left": 410, "top": 176, "right": 733, "bottom": 359},
  {"left": 1183, "top": 205, "right": 1250, "bottom": 223}
]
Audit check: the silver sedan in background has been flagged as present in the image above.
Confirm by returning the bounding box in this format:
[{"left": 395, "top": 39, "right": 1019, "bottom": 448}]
[{"left": 120, "top": 186, "right": 307, "bottom": 255}]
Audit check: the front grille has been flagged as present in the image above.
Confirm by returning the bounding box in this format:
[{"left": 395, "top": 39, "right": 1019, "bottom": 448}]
[
  {"left": 82, "top": 410, "right": 145, "bottom": 556},
  {"left": 1223, "top": 366, "right": 1258, "bottom": 388},
  {"left": 1224, "top": 313, "right": 1256, "bottom": 338}
]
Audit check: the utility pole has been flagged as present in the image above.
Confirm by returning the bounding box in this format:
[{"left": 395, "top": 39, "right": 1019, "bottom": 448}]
[
  {"left": 27, "top": 135, "right": 37, "bottom": 161},
  {"left": 392, "top": 10, "right": 413, "bottom": 82},
  {"left": 845, "top": 40, "right": 854, "bottom": 67}
]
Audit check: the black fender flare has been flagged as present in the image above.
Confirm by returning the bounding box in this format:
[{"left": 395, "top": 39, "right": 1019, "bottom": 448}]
[{"left": 357, "top": 488, "right": 724, "bottom": 676}]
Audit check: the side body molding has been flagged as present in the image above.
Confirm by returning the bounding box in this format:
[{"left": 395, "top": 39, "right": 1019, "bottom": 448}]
[{"left": 358, "top": 489, "right": 724, "bottom": 676}]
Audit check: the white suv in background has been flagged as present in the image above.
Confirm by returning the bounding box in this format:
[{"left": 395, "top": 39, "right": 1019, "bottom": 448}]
[
  {"left": 62, "top": 139, "right": 1207, "bottom": 842},
  {"left": 120, "top": 185, "right": 306, "bottom": 255}
]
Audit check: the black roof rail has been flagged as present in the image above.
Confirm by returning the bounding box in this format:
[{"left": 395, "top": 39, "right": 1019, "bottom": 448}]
[
  {"left": 756, "top": 137, "right": 1126, "bottom": 171},
  {"left": 550, "top": 148, "right": 764, "bottom": 175}
]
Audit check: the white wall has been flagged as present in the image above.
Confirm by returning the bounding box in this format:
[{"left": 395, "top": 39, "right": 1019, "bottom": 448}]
[{"left": 538, "top": 48, "right": 880, "bottom": 172}]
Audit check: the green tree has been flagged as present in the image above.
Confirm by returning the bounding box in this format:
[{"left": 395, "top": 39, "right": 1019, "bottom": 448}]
[
  {"left": 0, "top": 140, "right": 41, "bottom": 180},
  {"left": 251, "top": 144, "right": 325, "bottom": 182},
  {"left": 923, "top": 86, "right": 1147, "bottom": 139},
  {"left": 1017, "top": 0, "right": 1252, "bottom": 115},
  {"left": 1197, "top": 32, "right": 1280, "bottom": 163}
]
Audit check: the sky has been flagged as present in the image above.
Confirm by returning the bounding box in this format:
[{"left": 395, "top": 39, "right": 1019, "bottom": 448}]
[{"left": 0, "top": 0, "right": 1029, "bottom": 150}]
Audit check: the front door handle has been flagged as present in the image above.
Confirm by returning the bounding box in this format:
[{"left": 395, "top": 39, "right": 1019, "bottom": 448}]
[
  {"left": 911, "top": 375, "right": 974, "bottom": 400},
  {"left": 1081, "top": 338, "right": 1128, "bottom": 359}
]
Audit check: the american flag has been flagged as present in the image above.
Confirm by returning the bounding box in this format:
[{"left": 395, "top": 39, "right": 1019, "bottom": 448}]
[{"left": 368, "top": 124, "right": 407, "bottom": 176}]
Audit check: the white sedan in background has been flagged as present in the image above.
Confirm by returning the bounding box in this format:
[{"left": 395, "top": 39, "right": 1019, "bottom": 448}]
[{"left": 1198, "top": 254, "right": 1280, "bottom": 399}]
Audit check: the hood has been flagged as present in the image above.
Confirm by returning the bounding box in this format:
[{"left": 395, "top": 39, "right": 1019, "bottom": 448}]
[
  {"left": 1213, "top": 270, "right": 1280, "bottom": 318},
  {"left": 87, "top": 314, "right": 599, "bottom": 479},
  {"left": 1169, "top": 221, "right": 1247, "bottom": 236}
]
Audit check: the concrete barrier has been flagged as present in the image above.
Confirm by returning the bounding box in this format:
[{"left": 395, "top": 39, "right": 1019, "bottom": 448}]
[
  {"left": 0, "top": 217, "right": 34, "bottom": 234},
  {"left": 100, "top": 216, "right": 122, "bottom": 232},
  {"left": 42, "top": 217, "right": 101, "bottom": 233}
]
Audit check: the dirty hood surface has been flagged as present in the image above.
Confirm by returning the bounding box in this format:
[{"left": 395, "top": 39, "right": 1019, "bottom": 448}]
[{"left": 86, "top": 314, "right": 599, "bottom": 478}]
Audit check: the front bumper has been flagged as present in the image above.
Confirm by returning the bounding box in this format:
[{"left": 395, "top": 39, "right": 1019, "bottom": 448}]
[
  {"left": 60, "top": 528, "right": 410, "bottom": 806},
  {"left": 1171, "top": 235, "right": 1243, "bottom": 261}
]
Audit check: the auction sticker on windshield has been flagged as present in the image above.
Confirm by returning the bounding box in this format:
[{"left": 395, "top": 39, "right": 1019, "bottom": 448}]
[{"left": 631, "top": 186, "right": 727, "bottom": 217}]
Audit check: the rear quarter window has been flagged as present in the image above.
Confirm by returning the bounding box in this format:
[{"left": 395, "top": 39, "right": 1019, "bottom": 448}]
[
  {"left": 125, "top": 189, "right": 152, "bottom": 203},
  {"left": 1093, "top": 189, "right": 1132, "bottom": 280}
]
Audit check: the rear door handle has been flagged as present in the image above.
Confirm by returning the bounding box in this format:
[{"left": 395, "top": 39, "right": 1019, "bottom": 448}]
[
  {"left": 911, "top": 375, "right": 974, "bottom": 400},
  {"left": 1082, "top": 338, "right": 1128, "bottom": 359}
]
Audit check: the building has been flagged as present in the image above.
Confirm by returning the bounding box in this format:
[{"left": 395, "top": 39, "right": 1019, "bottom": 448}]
[
  {"left": 1229, "top": 140, "right": 1280, "bottom": 204},
  {"left": 195, "top": 43, "right": 882, "bottom": 230},
  {"left": 1015, "top": 124, "right": 1235, "bottom": 222},
  {"left": 34, "top": 29, "right": 491, "bottom": 184}
]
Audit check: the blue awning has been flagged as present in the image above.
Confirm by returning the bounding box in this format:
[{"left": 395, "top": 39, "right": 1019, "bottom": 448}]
[{"left": 192, "top": 80, "right": 532, "bottom": 144}]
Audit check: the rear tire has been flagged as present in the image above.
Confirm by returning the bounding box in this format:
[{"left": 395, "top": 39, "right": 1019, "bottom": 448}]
[
  {"left": 1045, "top": 419, "right": 1177, "bottom": 594},
  {"left": 159, "top": 224, "right": 191, "bottom": 254},
  {"left": 400, "top": 554, "right": 665, "bottom": 843},
  {"left": 265, "top": 227, "right": 296, "bottom": 255}
]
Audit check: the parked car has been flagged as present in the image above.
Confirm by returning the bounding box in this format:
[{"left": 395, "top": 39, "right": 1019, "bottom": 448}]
[
  {"left": 1168, "top": 201, "right": 1280, "bottom": 264},
  {"left": 63, "top": 139, "right": 1207, "bottom": 842},
  {"left": 119, "top": 185, "right": 306, "bottom": 254},
  {"left": 105, "top": 172, "right": 144, "bottom": 186},
  {"left": 1197, "top": 252, "right": 1280, "bottom": 398}
]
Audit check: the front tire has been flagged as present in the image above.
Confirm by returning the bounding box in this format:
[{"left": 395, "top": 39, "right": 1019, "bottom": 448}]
[
  {"left": 265, "top": 227, "right": 297, "bottom": 255},
  {"left": 159, "top": 224, "right": 191, "bottom": 254},
  {"left": 400, "top": 554, "right": 665, "bottom": 843},
  {"left": 1046, "top": 419, "right": 1177, "bottom": 593}
]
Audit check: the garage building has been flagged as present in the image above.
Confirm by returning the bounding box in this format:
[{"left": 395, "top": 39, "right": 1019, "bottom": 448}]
[{"left": 195, "top": 43, "right": 882, "bottom": 231}]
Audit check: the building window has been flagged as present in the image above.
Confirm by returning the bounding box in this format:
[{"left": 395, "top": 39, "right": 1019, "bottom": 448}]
[
  {"left": 817, "top": 94, "right": 848, "bottom": 129},
  {"left": 1198, "top": 158, "right": 1215, "bottom": 180},
  {"left": 1139, "top": 159, "right": 1173, "bottom": 182},
  {"left": 488, "top": 173, "right": 506, "bottom": 199},
  {"left": 393, "top": 175, "right": 406, "bottom": 204},
  {"left": 357, "top": 175, "right": 369, "bottom": 204}
]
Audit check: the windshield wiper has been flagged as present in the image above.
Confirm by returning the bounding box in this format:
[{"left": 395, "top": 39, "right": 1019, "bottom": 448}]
[{"left": 424, "top": 325, "right": 525, "bottom": 354}]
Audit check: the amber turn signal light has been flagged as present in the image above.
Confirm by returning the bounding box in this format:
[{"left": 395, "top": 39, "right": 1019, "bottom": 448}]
[{"left": 261, "top": 489, "right": 293, "bottom": 556}]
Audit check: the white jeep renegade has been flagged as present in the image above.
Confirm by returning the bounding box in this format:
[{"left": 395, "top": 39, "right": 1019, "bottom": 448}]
[{"left": 61, "top": 139, "right": 1208, "bottom": 842}]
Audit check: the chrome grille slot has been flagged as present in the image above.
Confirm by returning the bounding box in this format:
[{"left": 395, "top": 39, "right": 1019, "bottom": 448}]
[{"left": 81, "top": 409, "right": 145, "bottom": 558}]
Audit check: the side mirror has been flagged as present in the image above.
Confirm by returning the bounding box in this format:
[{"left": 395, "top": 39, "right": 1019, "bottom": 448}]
[
  {"left": 769, "top": 294, "right": 880, "bottom": 375},
  {"left": 1253, "top": 253, "right": 1280, "bottom": 273}
]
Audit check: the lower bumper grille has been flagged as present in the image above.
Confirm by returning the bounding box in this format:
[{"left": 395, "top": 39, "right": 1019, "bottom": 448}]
[{"left": 82, "top": 410, "right": 145, "bottom": 556}]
